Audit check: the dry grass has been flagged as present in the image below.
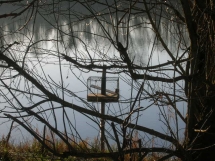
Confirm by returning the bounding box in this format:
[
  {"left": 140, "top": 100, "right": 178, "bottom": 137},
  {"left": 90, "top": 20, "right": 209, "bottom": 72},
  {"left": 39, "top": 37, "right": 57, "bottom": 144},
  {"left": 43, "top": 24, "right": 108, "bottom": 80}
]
[{"left": 0, "top": 132, "right": 181, "bottom": 161}]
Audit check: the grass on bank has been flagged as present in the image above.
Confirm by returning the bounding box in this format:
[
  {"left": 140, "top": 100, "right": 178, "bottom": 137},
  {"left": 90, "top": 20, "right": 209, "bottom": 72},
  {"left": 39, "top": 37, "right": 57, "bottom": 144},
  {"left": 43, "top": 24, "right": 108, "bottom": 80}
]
[{"left": 0, "top": 133, "right": 180, "bottom": 161}]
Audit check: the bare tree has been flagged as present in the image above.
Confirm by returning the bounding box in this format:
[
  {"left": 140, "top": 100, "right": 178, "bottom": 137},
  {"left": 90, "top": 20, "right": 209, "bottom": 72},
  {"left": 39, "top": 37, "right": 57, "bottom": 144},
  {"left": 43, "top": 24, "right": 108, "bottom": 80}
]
[{"left": 0, "top": 0, "right": 215, "bottom": 160}]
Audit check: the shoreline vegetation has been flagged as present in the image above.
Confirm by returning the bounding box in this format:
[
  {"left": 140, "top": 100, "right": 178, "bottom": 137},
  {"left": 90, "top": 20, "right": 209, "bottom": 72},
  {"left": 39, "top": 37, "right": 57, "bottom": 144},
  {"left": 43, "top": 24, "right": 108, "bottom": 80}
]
[{"left": 0, "top": 130, "right": 180, "bottom": 161}]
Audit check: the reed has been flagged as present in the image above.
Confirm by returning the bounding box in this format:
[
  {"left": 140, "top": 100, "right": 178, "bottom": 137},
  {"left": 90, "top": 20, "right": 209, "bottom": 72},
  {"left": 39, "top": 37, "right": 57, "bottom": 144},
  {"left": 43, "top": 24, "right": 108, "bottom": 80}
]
[{"left": 0, "top": 132, "right": 180, "bottom": 161}]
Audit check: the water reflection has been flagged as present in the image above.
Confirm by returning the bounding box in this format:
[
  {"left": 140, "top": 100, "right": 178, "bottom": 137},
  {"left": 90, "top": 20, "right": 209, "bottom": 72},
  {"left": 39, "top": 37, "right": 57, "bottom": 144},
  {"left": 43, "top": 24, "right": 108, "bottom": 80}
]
[{"left": 0, "top": 2, "right": 187, "bottom": 145}]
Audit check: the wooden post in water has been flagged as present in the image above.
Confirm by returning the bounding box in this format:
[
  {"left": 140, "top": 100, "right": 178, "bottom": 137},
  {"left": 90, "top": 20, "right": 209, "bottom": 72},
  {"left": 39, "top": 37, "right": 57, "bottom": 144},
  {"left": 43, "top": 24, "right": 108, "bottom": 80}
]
[{"left": 100, "top": 65, "right": 106, "bottom": 152}]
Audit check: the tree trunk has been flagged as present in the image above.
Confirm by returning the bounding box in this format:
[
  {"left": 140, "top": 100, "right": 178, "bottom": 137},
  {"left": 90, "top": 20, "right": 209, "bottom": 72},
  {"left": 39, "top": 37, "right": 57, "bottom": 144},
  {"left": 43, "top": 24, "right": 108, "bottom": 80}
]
[{"left": 184, "top": 1, "right": 215, "bottom": 160}]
